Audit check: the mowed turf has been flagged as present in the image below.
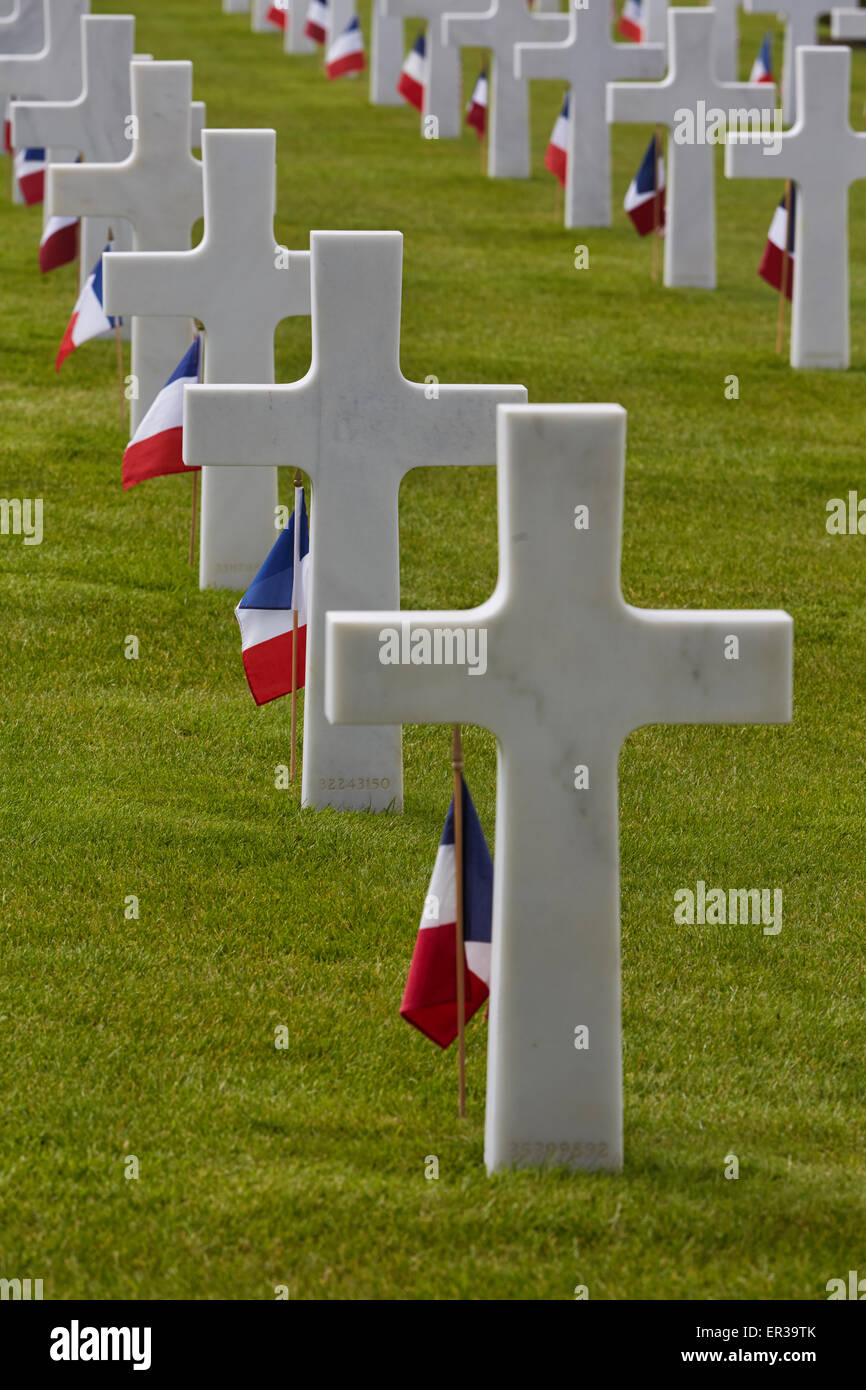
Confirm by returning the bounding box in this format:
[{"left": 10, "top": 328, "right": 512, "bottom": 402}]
[{"left": 1, "top": 0, "right": 865, "bottom": 1301}]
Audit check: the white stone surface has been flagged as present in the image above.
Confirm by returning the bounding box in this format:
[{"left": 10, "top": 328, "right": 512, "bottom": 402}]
[
  {"left": 381, "top": 0, "right": 479, "bottom": 137},
  {"left": 441, "top": 0, "right": 570, "bottom": 177},
  {"left": 370, "top": 5, "right": 404, "bottom": 105},
  {"left": 12, "top": 13, "right": 137, "bottom": 303},
  {"left": 644, "top": 0, "right": 668, "bottom": 48},
  {"left": 223, "top": 0, "right": 250, "bottom": 12},
  {"left": 710, "top": 0, "right": 740, "bottom": 81},
  {"left": 607, "top": 7, "right": 776, "bottom": 288},
  {"left": 0, "top": 0, "right": 45, "bottom": 55},
  {"left": 49, "top": 62, "right": 203, "bottom": 433},
  {"left": 831, "top": 8, "right": 866, "bottom": 39},
  {"left": 1, "top": 0, "right": 87, "bottom": 205},
  {"left": 324, "top": 403, "right": 794, "bottom": 1172},
  {"left": 251, "top": 0, "right": 274, "bottom": 32},
  {"left": 284, "top": 0, "right": 315, "bottom": 52},
  {"left": 329, "top": 0, "right": 356, "bottom": 47},
  {"left": 516, "top": 8, "right": 665, "bottom": 229},
  {"left": 103, "top": 129, "right": 311, "bottom": 593},
  {"left": 726, "top": 45, "right": 866, "bottom": 369},
  {"left": 183, "top": 230, "right": 527, "bottom": 812},
  {"left": 744, "top": 0, "right": 825, "bottom": 123}
]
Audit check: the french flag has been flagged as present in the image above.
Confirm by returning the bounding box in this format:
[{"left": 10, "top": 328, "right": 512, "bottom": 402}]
[
  {"left": 55, "top": 248, "right": 120, "bottom": 373},
  {"left": 624, "top": 132, "right": 665, "bottom": 236},
  {"left": 401, "top": 777, "right": 492, "bottom": 1049},
  {"left": 235, "top": 487, "right": 309, "bottom": 706},
  {"left": 14, "top": 146, "right": 45, "bottom": 205},
  {"left": 544, "top": 94, "right": 569, "bottom": 187},
  {"left": 749, "top": 32, "right": 774, "bottom": 84},
  {"left": 39, "top": 214, "right": 79, "bottom": 274},
  {"left": 397, "top": 32, "right": 427, "bottom": 112},
  {"left": 465, "top": 68, "right": 488, "bottom": 140},
  {"left": 122, "top": 338, "right": 202, "bottom": 490},
  {"left": 266, "top": 0, "right": 288, "bottom": 29},
  {"left": 617, "top": 0, "right": 643, "bottom": 41},
  {"left": 326, "top": 14, "right": 365, "bottom": 79},
  {"left": 758, "top": 185, "right": 795, "bottom": 301},
  {"left": 304, "top": 0, "right": 328, "bottom": 43}
]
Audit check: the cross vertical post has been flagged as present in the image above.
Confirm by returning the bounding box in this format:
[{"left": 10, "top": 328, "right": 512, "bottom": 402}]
[
  {"left": 48, "top": 61, "right": 204, "bottom": 432},
  {"left": 515, "top": 6, "right": 665, "bottom": 228},
  {"left": 12, "top": 13, "right": 138, "bottom": 294},
  {"left": 607, "top": 7, "right": 776, "bottom": 288},
  {"left": 382, "top": 0, "right": 481, "bottom": 138},
  {"left": 744, "top": 0, "right": 826, "bottom": 123},
  {"left": 182, "top": 230, "right": 526, "bottom": 811},
  {"left": 726, "top": 46, "right": 866, "bottom": 369},
  {"left": 370, "top": 4, "right": 404, "bottom": 105},
  {"left": 325, "top": 404, "right": 793, "bottom": 1171},
  {"left": 103, "top": 129, "right": 311, "bottom": 590},
  {"left": 441, "top": 0, "right": 569, "bottom": 177}
]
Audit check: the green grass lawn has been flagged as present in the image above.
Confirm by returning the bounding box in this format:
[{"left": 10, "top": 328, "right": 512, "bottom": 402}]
[{"left": 1, "top": 0, "right": 865, "bottom": 1301}]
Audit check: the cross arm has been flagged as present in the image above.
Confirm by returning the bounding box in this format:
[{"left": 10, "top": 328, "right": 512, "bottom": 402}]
[
  {"left": 832, "top": 9, "right": 866, "bottom": 39},
  {"left": 623, "top": 606, "right": 793, "bottom": 732},
  {"left": 11, "top": 95, "right": 81, "bottom": 151},
  {"left": 397, "top": 382, "right": 527, "bottom": 474},
  {"left": 725, "top": 128, "right": 794, "bottom": 182},
  {"left": 513, "top": 32, "right": 571, "bottom": 83},
  {"left": 49, "top": 160, "right": 136, "bottom": 222},
  {"left": 325, "top": 604, "right": 505, "bottom": 733},
  {"left": 381, "top": 0, "right": 450, "bottom": 17},
  {"left": 441, "top": 9, "right": 497, "bottom": 48},
  {"left": 102, "top": 248, "right": 204, "bottom": 320},
  {"left": 606, "top": 78, "right": 673, "bottom": 128},
  {"left": 602, "top": 42, "right": 666, "bottom": 83},
  {"left": 182, "top": 381, "right": 320, "bottom": 471}
]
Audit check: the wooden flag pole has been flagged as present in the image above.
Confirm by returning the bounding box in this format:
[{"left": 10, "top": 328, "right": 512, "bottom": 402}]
[
  {"left": 189, "top": 470, "right": 198, "bottom": 567},
  {"left": 652, "top": 128, "right": 661, "bottom": 284},
  {"left": 107, "top": 227, "right": 125, "bottom": 429},
  {"left": 290, "top": 468, "right": 303, "bottom": 783},
  {"left": 452, "top": 723, "right": 467, "bottom": 1118},
  {"left": 776, "top": 179, "right": 792, "bottom": 356},
  {"left": 189, "top": 322, "right": 205, "bottom": 566},
  {"left": 481, "top": 71, "right": 488, "bottom": 175}
]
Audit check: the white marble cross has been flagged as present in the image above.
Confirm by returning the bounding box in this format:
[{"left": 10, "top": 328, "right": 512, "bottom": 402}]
[
  {"left": 370, "top": 5, "right": 404, "bottom": 105},
  {"left": 727, "top": 45, "right": 866, "bottom": 369},
  {"left": 182, "top": 231, "right": 527, "bottom": 812},
  {"left": 643, "top": 0, "right": 668, "bottom": 48},
  {"left": 49, "top": 61, "right": 203, "bottom": 434},
  {"left": 830, "top": 8, "right": 866, "bottom": 39},
  {"left": 103, "top": 129, "right": 311, "bottom": 592},
  {"left": 441, "top": 0, "right": 570, "bottom": 177},
  {"left": 0, "top": 0, "right": 45, "bottom": 55},
  {"left": 516, "top": 8, "right": 665, "bottom": 228},
  {"left": 744, "top": 0, "right": 825, "bottom": 123},
  {"left": 12, "top": 13, "right": 137, "bottom": 293},
  {"left": 710, "top": 0, "right": 740, "bottom": 81},
  {"left": 607, "top": 7, "right": 776, "bottom": 288},
  {"left": 251, "top": 0, "right": 276, "bottom": 31},
  {"left": 381, "top": 0, "right": 479, "bottom": 137},
  {"left": 329, "top": 0, "right": 356, "bottom": 46},
  {"left": 283, "top": 0, "right": 315, "bottom": 52},
  {"left": 1, "top": 0, "right": 87, "bottom": 206},
  {"left": 324, "top": 403, "right": 793, "bottom": 1172}
]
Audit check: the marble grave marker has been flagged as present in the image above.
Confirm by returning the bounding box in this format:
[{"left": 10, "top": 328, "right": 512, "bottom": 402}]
[
  {"left": 182, "top": 230, "right": 526, "bottom": 812},
  {"left": 325, "top": 403, "right": 794, "bottom": 1173},
  {"left": 607, "top": 7, "right": 776, "bottom": 288},
  {"left": 103, "top": 129, "right": 311, "bottom": 590}
]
